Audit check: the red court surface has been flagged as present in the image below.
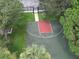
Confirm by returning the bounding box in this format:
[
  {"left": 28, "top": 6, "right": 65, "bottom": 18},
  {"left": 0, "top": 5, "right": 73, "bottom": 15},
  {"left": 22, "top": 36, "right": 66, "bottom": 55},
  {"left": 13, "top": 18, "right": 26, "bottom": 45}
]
[{"left": 37, "top": 20, "right": 53, "bottom": 33}]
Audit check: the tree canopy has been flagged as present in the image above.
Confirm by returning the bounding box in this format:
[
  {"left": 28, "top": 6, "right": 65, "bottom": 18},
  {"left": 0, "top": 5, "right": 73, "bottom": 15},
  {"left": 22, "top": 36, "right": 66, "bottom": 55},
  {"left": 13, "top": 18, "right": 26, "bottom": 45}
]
[
  {"left": 60, "top": 0, "right": 79, "bottom": 56},
  {"left": 0, "top": 47, "right": 16, "bottom": 59},
  {"left": 39, "top": 0, "right": 70, "bottom": 19},
  {"left": 0, "top": 0, "right": 23, "bottom": 35}
]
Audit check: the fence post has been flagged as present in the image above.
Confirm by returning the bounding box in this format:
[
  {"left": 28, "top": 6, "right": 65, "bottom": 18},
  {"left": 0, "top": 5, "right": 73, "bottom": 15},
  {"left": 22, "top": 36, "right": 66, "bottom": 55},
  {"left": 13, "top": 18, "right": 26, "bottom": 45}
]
[
  {"left": 38, "top": 7, "right": 39, "bottom": 13},
  {"left": 33, "top": 7, "right": 34, "bottom": 14}
]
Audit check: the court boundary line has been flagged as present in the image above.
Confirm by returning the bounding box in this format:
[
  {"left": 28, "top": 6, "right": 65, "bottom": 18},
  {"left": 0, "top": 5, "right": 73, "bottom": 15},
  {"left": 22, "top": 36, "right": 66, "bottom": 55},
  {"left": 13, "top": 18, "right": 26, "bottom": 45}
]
[
  {"left": 27, "top": 28, "right": 63, "bottom": 38},
  {"left": 37, "top": 22, "right": 42, "bottom": 36},
  {"left": 49, "top": 21, "right": 53, "bottom": 32}
]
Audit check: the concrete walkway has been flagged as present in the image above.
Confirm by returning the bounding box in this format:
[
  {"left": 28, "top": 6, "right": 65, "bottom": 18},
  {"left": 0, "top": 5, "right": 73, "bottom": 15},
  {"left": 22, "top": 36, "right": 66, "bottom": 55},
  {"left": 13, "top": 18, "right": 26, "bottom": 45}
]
[{"left": 34, "top": 9, "right": 39, "bottom": 22}]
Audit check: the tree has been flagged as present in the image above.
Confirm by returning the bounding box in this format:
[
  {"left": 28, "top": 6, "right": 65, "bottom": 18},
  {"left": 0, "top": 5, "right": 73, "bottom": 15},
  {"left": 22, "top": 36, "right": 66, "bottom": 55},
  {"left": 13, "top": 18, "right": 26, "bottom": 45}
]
[
  {"left": 0, "top": 47, "right": 16, "bottom": 59},
  {"left": 0, "top": 0, "right": 23, "bottom": 35},
  {"left": 19, "top": 45, "right": 51, "bottom": 59},
  {"left": 69, "top": 0, "right": 79, "bottom": 7},
  {"left": 39, "top": 0, "right": 70, "bottom": 20},
  {"left": 60, "top": 0, "right": 79, "bottom": 56}
]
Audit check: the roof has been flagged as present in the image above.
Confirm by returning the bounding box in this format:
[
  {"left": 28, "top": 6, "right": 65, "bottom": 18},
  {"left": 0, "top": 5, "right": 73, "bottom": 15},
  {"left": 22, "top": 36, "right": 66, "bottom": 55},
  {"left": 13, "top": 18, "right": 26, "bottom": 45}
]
[{"left": 20, "top": 0, "right": 39, "bottom": 8}]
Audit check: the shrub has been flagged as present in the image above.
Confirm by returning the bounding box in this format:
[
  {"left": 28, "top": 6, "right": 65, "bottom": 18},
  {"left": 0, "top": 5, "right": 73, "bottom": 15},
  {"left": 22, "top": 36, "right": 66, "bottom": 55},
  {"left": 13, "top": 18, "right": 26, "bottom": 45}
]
[
  {"left": 60, "top": 6, "right": 79, "bottom": 56},
  {"left": 0, "top": 47, "right": 16, "bottom": 59},
  {"left": 19, "top": 45, "right": 51, "bottom": 59}
]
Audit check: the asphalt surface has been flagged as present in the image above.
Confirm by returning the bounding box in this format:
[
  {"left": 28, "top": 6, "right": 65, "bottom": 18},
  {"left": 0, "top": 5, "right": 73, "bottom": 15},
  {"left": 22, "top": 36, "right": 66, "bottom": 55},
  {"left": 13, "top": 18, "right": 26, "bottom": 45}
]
[{"left": 26, "top": 21, "right": 79, "bottom": 59}]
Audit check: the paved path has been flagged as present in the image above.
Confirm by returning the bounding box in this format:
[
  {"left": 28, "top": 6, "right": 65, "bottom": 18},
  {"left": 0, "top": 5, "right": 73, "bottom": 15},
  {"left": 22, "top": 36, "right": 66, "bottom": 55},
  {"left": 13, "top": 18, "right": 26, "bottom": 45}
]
[
  {"left": 34, "top": 9, "right": 39, "bottom": 22},
  {"left": 26, "top": 21, "right": 79, "bottom": 59}
]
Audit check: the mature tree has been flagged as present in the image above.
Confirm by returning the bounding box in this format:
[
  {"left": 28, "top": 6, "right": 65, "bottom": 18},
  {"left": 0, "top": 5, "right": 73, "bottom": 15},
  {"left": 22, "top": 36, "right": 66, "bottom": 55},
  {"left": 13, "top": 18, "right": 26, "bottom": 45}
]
[
  {"left": 0, "top": 0, "right": 23, "bottom": 35},
  {"left": 39, "top": 0, "right": 70, "bottom": 20},
  {"left": 60, "top": 0, "right": 79, "bottom": 56},
  {"left": 70, "top": 0, "right": 79, "bottom": 7},
  {"left": 19, "top": 45, "right": 51, "bottom": 59},
  {"left": 0, "top": 47, "right": 16, "bottom": 59}
]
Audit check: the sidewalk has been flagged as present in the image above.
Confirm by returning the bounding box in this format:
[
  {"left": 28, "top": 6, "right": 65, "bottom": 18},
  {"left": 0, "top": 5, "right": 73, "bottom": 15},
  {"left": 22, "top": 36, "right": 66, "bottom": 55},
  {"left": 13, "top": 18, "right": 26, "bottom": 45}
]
[{"left": 34, "top": 9, "right": 39, "bottom": 22}]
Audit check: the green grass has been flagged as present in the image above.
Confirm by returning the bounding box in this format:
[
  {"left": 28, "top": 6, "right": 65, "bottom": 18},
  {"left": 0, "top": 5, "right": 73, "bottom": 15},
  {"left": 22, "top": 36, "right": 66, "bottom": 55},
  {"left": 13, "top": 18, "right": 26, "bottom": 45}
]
[
  {"left": 21, "top": 13, "right": 34, "bottom": 22},
  {"left": 39, "top": 12, "right": 47, "bottom": 20},
  {"left": 39, "top": 12, "right": 57, "bottom": 21},
  {"left": 8, "top": 13, "right": 35, "bottom": 56},
  {"left": 9, "top": 26, "right": 26, "bottom": 56}
]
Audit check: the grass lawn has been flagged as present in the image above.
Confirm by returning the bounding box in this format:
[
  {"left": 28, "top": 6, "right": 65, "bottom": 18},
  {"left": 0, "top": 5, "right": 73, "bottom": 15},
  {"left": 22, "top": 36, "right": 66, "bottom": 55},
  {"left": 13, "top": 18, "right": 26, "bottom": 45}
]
[
  {"left": 39, "top": 12, "right": 56, "bottom": 21},
  {"left": 9, "top": 13, "right": 34, "bottom": 55},
  {"left": 21, "top": 13, "right": 35, "bottom": 22},
  {"left": 9, "top": 26, "right": 26, "bottom": 55},
  {"left": 39, "top": 12, "right": 47, "bottom": 20}
]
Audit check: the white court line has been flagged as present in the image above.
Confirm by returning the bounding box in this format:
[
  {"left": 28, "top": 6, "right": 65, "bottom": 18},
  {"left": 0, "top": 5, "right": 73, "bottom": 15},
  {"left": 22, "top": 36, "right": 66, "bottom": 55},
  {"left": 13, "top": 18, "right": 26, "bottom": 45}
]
[
  {"left": 37, "top": 22, "right": 42, "bottom": 36},
  {"left": 49, "top": 21, "right": 53, "bottom": 32},
  {"left": 27, "top": 28, "right": 63, "bottom": 38}
]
